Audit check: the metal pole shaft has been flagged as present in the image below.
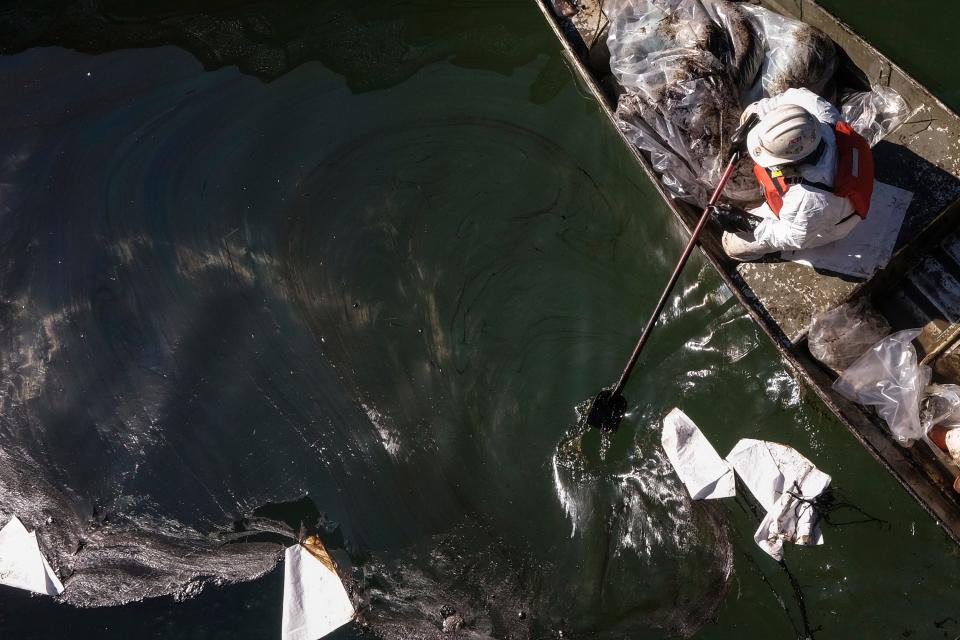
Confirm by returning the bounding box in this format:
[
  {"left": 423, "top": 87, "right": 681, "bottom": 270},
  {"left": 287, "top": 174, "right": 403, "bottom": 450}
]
[{"left": 610, "top": 156, "right": 740, "bottom": 397}]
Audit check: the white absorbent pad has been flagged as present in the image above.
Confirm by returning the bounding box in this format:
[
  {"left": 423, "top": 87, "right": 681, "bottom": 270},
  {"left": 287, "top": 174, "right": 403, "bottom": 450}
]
[
  {"left": 0, "top": 516, "right": 65, "bottom": 596},
  {"left": 661, "top": 408, "right": 736, "bottom": 500},
  {"left": 282, "top": 537, "right": 355, "bottom": 640},
  {"left": 726, "top": 439, "right": 832, "bottom": 560},
  {"left": 782, "top": 181, "right": 913, "bottom": 279}
]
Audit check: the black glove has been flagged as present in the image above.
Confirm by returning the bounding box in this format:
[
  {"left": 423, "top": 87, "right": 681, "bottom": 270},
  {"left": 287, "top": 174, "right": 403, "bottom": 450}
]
[
  {"left": 708, "top": 203, "right": 761, "bottom": 234},
  {"left": 730, "top": 112, "right": 760, "bottom": 156}
]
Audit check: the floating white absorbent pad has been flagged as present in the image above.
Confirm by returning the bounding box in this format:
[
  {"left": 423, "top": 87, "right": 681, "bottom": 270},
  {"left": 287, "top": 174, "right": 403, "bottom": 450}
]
[
  {"left": 726, "top": 439, "right": 832, "bottom": 560},
  {"left": 0, "top": 516, "right": 64, "bottom": 596},
  {"left": 661, "top": 408, "right": 736, "bottom": 500},
  {"left": 282, "top": 536, "right": 355, "bottom": 640}
]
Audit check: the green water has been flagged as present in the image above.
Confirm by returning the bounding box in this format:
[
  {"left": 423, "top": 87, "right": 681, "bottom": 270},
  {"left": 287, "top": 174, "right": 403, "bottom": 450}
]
[
  {"left": 0, "top": 1, "right": 957, "bottom": 638},
  {"left": 820, "top": 0, "right": 960, "bottom": 113}
]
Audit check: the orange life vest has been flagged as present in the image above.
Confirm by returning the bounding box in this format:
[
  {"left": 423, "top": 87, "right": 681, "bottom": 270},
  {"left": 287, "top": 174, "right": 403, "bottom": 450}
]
[{"left": 753, "top": 120, "right": 874, "bottom": 219}]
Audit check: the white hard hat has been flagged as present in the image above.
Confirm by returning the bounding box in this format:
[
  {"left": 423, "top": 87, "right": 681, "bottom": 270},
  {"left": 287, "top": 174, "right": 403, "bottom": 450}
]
[{"left": 746, "top": 104, "right": 822, "bottom": 168}]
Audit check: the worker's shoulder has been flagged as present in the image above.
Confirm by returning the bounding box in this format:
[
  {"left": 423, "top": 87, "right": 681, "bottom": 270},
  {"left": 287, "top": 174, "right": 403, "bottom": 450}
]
[
  {"left": 780, "top": 87, "right": 819, "bottom": 101},
  {"left": 779, "top": 88, "right": 840, "bottom": 124}
]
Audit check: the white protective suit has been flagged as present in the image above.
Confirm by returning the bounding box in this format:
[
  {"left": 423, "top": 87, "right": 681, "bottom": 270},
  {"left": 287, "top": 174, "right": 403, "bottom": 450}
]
[{"left": 724, "top": 88, "right": 861, "bottom": 259}]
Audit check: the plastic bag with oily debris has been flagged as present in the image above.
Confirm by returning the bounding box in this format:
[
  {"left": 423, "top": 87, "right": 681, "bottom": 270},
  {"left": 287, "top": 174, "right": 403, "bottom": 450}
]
[
  {"left": 833, "top": 329, "right": 931, "bottom": 446},
  {"left": 606, "top": 1, "right": 751, "bottom": 202},
  {"left": 606, "top": 0, "right": 911, "bottom": 206},
  {"left": 920, "top": 384, "right": 960, "bottom": 432},
  {"left": 807, "top": 299, "right": 891, "bottom": 372},
  {"left": 841, "top": 86, "right": 914, "bottom": 147},
  {"left": 607, "top": 0, "right": 834, "bottom": 205},
  {"left": 607, "top": 0, "right": 764, "bottom": 205},
  {"left": 700, "top": 0, "right": 766, "bottom": 91},
  {"left": 738, "top": 4, "right": 836, "bottom": 100}
]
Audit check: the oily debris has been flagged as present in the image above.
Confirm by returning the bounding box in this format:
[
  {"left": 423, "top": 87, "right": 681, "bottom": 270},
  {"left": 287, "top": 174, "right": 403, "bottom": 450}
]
[
  {"left": 551, "top": 0, "right": 579, "bottom": 18},
  {"left": 717, "top": 1, "right": 764, "bottom": 89},
  {"left": 607, "top": 0, "right": 838, "bottom": 205},
  {"left": 767, "top": 25, "right": 836, "bottom": 95},
  {"left": 656, "top": 8, "right": 682, "bottom": 40},
  {"left": 613, "top": 2, "right": 758, "bottom": 202}
]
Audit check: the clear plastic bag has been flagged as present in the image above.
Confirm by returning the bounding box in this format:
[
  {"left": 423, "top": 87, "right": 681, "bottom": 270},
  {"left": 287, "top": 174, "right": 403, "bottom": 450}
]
[
  {"left": 840, "top": 86, "right": 914, "bottom": 147},
  {"left": 833, "top": 329, "right": 931, "bottom": 446},
  {"left": 607, "top": 0, "right": 762, "bottom": 204},
  {"left": 738, "top": 4, "right": 836, "bottom": 99},
  {"left": 701, "top": 0, "right": 765, "bottom": 91},
  {"left": 807, "top": 299, "right": 891, "bottom": 372},
  {"left": 606, "top": 0, "right": 908, "bottom": 206},
  {"left": 920, "top": 384, "right": 960, "bottom": 432},
  {"left": 607, "top": 0, "right": 836, "bottom": 205}
]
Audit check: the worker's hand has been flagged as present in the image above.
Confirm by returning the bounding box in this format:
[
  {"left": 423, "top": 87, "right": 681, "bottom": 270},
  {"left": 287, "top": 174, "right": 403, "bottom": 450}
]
[{"left": 708, "top": 203, "right": 761, "bottom": 234}]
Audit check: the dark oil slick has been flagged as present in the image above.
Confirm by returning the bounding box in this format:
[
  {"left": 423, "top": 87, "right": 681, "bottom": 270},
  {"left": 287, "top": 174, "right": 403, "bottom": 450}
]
[{"left": 0, "top": 1, "right": 958, "bottom": 639}]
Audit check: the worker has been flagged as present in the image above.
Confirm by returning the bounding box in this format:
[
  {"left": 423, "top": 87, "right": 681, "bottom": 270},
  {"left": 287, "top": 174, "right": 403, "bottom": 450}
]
[{"left": 710, "top": 88, "right": 875, "bottom": 261}]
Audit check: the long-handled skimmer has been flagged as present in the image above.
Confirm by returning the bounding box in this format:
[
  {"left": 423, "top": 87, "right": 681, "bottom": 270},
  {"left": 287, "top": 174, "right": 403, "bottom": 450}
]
[{"left": 583, "top": 113, "right": 759, "bottom": 432}]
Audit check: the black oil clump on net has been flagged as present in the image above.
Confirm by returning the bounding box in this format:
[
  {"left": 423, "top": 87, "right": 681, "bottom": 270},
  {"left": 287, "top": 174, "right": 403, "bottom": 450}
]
[{"left": 787, "top": 485, "right": 890, "bottom": 530}]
